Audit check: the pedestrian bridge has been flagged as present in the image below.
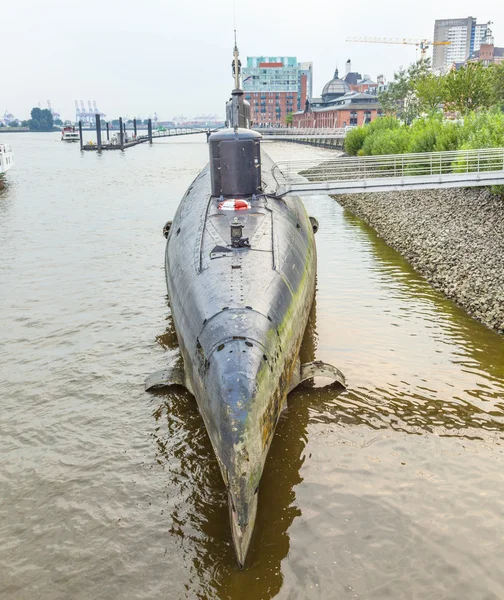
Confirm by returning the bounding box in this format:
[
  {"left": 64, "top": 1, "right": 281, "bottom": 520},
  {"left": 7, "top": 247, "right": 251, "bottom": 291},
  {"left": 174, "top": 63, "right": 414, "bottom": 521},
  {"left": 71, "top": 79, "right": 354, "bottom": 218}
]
[
  {"left": 258, "top": 127, "right": 348, "bottom": 140},
  {"left": 149, "top": 128, "right": 212, "bottom": 139},
  {"left": 271, "top": 148, "right": 504, "bottom": 196}
]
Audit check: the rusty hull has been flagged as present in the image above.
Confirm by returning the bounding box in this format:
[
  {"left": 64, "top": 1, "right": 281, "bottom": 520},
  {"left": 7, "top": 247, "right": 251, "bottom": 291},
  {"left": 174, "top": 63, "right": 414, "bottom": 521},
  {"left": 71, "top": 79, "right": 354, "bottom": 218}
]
[{"left": 163, "top": 153, "right": 316, "bottom": 566}]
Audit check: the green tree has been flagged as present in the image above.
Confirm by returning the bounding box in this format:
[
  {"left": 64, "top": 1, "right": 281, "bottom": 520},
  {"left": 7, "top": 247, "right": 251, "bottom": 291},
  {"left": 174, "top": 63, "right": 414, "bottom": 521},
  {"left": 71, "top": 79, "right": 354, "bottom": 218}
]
[
  {"left": 28, "top": 107, "right": 54, "bottom": 131},
  {"left": 344, "top": 126, "right": 368, "bottom": 155},
  {"left": 444, "top": 63, "right": 494, "bottom": 114},
  {"left": 285, "top": 112, "right": 293, "bottom": 127},
  {"left": 379, "top": 59, "right": 443, "bottom": 122},
  {"left": 54, "top": 119, "right": 63, "bottom": 126},
  {"left": 112, "top": 119, "right": 121, "bottom": 127},
  {"left": 8, "top": 120, "right": 19, "bottom": 127},
  {"left": 378, "top": 67, "right": 410, "bottom": 115},
  {"left": 30, "top": 107, "right": 42, "bottom": 121},
  {"left": 414, "top": 72, "right": 446, "bottom": 114},
  {"left": 489, "top": 63, "right": 504, "bottom": 108}
]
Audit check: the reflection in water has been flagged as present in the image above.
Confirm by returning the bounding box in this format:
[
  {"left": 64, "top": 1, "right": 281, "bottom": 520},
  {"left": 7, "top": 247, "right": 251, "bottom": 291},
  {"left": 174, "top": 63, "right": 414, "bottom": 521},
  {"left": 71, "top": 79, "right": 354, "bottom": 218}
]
[
  {"left": 340, "top": 210, "right": 504, "bottom": 388},
  {"left": 150, "top": 298, "right": 346, "bottom": 599}
]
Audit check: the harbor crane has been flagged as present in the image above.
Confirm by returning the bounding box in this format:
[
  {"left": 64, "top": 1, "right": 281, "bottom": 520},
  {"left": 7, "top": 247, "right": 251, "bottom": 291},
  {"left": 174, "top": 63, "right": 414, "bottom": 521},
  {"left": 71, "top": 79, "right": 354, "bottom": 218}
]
[{"left": 346, "top": 37, "right": 451, "bottom": 58}]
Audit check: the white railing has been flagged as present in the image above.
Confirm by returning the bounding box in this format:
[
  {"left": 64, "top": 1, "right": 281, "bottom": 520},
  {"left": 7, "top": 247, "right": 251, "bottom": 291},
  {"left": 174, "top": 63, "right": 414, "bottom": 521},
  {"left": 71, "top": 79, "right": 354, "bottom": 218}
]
[
  {"left": 259, "top": 128, "right": 348, "bottom": 137},
  {"left": 271, "top": 147, "right": 504, "bottom": 195},
  {"left": 151, "top": 128, "right": 207, "bottom": 137}
]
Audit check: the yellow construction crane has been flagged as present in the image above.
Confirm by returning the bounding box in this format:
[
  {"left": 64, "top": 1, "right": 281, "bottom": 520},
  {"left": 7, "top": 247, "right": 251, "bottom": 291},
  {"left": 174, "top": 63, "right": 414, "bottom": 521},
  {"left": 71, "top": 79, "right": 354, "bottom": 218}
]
[{"left": 346, "top": 37, "right": 451, "bottom": 58}]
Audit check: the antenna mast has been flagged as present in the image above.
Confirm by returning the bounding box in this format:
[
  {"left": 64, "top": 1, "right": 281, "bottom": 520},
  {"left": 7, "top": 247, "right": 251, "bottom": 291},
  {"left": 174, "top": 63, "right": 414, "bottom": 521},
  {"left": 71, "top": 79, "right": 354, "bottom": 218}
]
[{"left": 233, "top": 30, "right": 241, "bottom": 90}]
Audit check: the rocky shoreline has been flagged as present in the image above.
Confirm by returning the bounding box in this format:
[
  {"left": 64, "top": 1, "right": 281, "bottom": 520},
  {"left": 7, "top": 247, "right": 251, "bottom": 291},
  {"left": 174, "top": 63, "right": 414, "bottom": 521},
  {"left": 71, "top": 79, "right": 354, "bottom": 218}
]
[{"left": 334, "top": 187, "right": 504, "bottom": 335}]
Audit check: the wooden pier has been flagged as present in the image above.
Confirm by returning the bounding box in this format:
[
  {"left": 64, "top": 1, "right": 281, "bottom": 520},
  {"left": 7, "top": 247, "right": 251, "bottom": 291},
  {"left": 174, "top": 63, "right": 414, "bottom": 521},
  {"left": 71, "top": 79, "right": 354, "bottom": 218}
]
[{"left": 80, "top": 115, "right": 215, "bottom": 151}]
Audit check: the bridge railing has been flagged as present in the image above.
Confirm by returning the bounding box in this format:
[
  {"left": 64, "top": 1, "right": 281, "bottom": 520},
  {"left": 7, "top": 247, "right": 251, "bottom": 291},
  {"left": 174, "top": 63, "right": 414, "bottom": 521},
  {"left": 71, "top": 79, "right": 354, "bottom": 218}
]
[
  {"left": 259, "top": 128, "right": 348, "bottom": 137},
  {"left": 271, "top": 147, "right": 504, "bottom": 188}
]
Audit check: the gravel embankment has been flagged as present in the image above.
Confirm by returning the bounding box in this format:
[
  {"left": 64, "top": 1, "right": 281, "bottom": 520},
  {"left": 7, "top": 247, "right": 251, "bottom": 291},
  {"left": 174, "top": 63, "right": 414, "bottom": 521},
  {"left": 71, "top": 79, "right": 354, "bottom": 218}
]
[{"left": 334, "top": 187, "right": 504, "bottom": 334}]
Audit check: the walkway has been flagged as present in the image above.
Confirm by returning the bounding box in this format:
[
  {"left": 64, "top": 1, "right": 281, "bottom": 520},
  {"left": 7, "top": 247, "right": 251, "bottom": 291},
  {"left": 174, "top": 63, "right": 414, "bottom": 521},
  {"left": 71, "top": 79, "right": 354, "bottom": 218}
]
[
  {"left": 259, "top": 128, "right": 348, "bottom": 140},
  {"left": 271, "top": 148, "right": 504, "bottom": 196}
]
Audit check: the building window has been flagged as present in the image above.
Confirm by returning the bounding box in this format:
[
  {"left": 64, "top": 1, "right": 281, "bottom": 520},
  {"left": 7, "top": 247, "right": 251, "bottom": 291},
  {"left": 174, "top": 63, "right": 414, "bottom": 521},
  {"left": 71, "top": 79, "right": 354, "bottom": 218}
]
[{"left": 350, "top": 111, "right": 358, "bottom": 126}]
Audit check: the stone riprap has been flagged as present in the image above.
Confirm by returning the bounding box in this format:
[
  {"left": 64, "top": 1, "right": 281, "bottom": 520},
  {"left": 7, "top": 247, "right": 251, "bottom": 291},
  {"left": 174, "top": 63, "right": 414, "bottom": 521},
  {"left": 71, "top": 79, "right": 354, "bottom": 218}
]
[{"left": 334, "top": 187, "right": 504, "bottom": 334}]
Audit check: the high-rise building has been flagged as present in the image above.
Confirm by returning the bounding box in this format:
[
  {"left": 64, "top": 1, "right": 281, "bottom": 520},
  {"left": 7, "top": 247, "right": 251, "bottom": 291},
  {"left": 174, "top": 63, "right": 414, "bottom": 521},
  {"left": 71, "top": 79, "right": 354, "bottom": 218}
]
[
  {"left": 433, "top": 17, "right": 490, "bottom": 70},
  {"left": 242, "top": 57, "right": 313, "bottom": 126}
]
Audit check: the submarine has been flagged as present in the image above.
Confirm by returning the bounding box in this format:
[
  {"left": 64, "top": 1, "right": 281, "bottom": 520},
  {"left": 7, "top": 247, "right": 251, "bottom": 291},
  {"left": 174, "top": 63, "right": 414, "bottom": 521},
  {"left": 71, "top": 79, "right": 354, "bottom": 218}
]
[{"left": 146, "top": 39, "right": 345, "bottom": 567}]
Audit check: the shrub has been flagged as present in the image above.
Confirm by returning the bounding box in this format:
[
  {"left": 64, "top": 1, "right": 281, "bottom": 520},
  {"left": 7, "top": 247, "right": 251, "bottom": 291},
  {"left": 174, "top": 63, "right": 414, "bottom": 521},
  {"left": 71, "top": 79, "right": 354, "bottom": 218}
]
[
  {"left": 362, "top": 127, "right": 411, "bottom": 156},
  {"left": 344, "top": 126, "right": 368, "bottom": 156},
  {"left": 434, "top": 122, "right": 462, "bottom": 152}
]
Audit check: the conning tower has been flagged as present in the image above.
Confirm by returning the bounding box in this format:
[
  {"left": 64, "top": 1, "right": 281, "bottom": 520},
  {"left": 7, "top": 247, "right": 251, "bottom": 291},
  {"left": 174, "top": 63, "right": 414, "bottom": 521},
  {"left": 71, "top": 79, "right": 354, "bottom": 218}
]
[{"left": 209, "top": 35, "right": 262, "bottom": 198}]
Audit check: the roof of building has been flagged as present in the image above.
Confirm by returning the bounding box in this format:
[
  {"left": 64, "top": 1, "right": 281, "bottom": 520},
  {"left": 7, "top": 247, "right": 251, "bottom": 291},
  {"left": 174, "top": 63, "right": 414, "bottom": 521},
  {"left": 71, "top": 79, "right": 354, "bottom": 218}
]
[
  {"left": 344, "top": 71, "right": 362, "bottom": 85},
  {"left": 473, "top": 46, "right": 504, "bottom": 57},
  {"left": 358, "top": 78, "right": 378, "bottom": 86},
  {"left": 321, "top": 69, "right": 351, "bottom": 98},
  {"left": 328, "top": 91, "right": 379, "bottom": 105},
  {"left": 299, "top": 91, "right": 380, "bottom": 114}
]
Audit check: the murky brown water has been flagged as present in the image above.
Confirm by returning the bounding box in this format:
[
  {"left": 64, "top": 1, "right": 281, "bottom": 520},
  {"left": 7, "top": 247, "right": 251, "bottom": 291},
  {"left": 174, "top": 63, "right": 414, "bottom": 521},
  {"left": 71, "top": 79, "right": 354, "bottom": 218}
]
[{"left": 1, "top": 134, "right": 504, "bottom": 600}]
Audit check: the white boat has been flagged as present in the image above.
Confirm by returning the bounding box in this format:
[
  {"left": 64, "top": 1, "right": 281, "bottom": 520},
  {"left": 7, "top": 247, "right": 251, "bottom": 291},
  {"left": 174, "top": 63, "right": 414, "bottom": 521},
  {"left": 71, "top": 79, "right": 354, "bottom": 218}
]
[
  {"left": 0, "top": 143, "right": 14, "bottom": 174},
  {"left": 61, "top": 126, "right": 79, "bottom": 142}
]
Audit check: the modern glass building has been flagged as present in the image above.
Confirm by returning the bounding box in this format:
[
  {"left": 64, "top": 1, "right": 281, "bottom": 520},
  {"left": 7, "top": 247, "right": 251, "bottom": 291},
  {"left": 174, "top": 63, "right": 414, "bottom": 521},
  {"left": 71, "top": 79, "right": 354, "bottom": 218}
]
[
  {"left": 242, "top": 57, "right": 312, "bottom": 126},
  {"left": 433, "top": 17, "right": 490, "bottom": 70}
]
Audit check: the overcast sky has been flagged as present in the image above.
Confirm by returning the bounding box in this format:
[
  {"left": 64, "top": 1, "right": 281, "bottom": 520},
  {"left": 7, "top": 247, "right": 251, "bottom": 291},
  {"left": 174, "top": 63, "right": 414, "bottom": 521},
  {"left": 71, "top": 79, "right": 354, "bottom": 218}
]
[{"left": 2, "top": 0, "right": 502, "bottom": 121}]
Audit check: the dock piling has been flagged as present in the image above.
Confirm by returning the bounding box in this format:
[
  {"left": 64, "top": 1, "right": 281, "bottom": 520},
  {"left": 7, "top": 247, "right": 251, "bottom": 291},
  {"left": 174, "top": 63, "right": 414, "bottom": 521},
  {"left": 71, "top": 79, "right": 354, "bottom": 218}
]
[
  {"left": 80, "top": 121, "right": 212, "bottom": 151},
  {"left": 133, "top": 118, "right": 137, "bottom": 138},
  {"left": 148, "top": 119, "right": 153, "bottom": 144},
  {"left": 119, "top": 117, "right": 124, "bottom": 150},
  {"left": 95, "top": 114, "right": 102, "bottom": 151}
]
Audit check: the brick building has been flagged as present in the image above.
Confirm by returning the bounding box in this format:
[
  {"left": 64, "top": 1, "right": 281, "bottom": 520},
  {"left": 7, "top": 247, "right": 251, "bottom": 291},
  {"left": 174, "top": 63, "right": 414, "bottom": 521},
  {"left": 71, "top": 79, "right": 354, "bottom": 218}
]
[
  {"left": 293, "top": 92, "right": 381, "bottom": 128},
  {"left": 242, "top": 57, "right": 312, "bottom": 127},
  {"left": 292, "top": 66, "right": 381, "bottom": 128},
  {"left": 469, "top": 43, "right": 504, "bottom": 65},
  {"left": 344, "top": 60, "right": 379, "bottom": 94}
]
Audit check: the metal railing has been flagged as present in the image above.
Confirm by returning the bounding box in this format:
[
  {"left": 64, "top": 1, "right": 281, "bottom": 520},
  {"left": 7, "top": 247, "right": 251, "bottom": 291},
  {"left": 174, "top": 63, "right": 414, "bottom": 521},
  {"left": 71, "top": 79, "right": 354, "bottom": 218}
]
[
  {"left": 271, "top": 147, "right": 504, "bottom": 195},
  {"left": 259, "top": 127, "right": 348, "bottom": 137}
]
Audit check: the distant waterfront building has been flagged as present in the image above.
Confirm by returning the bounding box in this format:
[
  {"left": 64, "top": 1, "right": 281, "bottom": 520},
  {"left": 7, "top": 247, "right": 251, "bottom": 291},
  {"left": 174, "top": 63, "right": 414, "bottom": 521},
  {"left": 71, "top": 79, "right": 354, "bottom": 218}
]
[
  {"left": 433, "top": 17, "right": 491, "bottom": 70},
  {"left": 242, "top": 57, "right": 312, "bottom": 126},
  {"left": 298, "top": 62, "right": 313, "bottom": 105},
  {"left": 321, "top": 68, "right": 350, "bottom": 103},
  {"left": 470, "top": 42, "right": 504, "bottom": 65},
  {"left": 292, "top": 65, "right": 381, "bottom": 129},
  {"left": 463, "top": 26, "right": 504, "bottom": 66},
  {"left": 344, "top": 60, "right": 379, "bottom": 94}
]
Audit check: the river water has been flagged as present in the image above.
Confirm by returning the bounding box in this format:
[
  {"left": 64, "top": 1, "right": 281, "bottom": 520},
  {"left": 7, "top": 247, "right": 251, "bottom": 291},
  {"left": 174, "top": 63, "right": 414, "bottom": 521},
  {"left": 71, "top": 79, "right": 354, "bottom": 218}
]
[{"left": 1, "top": 132, "right": 503, "bottom": 600}]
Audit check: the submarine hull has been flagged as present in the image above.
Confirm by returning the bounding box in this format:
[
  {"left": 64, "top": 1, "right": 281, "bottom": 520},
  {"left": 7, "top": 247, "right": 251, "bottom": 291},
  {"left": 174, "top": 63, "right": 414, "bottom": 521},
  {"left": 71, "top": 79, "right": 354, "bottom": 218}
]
[{"left": 163, "top": 152, "right": 317, "bottom": 565}]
